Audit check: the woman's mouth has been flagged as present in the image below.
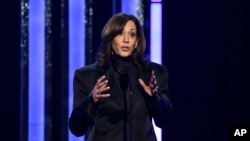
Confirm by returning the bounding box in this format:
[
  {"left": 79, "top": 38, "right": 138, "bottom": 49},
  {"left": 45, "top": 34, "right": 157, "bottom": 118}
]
[{"left": 121, "top": 46, "right": 130, "bottom": 51}]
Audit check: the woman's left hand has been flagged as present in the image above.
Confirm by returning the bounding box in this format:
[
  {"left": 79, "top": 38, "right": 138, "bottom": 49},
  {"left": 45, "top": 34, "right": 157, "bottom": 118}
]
[{"left": 138, "top": 71, "right": 158, "bottom": 96}]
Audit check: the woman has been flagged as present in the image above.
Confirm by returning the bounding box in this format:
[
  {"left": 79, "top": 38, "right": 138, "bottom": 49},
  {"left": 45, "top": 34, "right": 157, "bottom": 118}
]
[{"left": 69, "top": 13, "right": 173, "bottom": 141}]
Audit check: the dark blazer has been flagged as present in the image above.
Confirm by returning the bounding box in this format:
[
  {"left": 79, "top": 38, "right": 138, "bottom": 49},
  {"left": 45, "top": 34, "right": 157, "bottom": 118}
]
[{"left": 69, "top": 62, "right": 173, "bottom": 141}]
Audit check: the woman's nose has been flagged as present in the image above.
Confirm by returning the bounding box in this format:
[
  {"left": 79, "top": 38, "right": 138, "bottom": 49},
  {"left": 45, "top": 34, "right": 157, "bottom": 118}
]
[{"left": 123, "top": 34, "right": 129, "bottom": 43}]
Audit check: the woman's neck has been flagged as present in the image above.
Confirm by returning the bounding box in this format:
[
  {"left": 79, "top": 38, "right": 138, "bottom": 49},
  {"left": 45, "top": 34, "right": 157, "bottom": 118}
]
[
  {"left": 111, "top": 53, "right": 132, "bottom": 62},
  {"left": 111, "top": 54, "right": 133, "bottom": 74}
]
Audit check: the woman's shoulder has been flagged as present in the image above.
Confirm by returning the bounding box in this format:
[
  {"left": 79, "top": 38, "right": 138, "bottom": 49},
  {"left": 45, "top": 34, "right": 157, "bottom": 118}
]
[
  {"left": 75, "top": 63, "right": 98, "bottom": 74},
  {"left": 149, "top": 62, "right": 168, "bottom": 73}
]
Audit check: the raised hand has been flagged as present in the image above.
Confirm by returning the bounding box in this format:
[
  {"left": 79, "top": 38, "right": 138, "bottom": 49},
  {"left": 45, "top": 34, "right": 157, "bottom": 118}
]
[
  {"left": 92, "top": 75, "right": 110, "bottom": 103},
  {"left": 138, "top": 71, "right": 158, "bottom": 96}
]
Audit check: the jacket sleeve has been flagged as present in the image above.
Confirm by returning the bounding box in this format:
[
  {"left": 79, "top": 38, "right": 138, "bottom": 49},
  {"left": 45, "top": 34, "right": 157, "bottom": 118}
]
[
  {"left": 146, "top": 66, "right": 174, "bottom": 128},
  {"left": 69, "top": 69, "right": 96, "bottom": 137}
]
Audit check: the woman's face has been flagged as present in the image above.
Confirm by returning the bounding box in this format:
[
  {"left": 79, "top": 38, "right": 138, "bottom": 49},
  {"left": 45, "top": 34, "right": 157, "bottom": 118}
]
[{"left": 111, "top": 20, "right": 138, "bottom": 57}]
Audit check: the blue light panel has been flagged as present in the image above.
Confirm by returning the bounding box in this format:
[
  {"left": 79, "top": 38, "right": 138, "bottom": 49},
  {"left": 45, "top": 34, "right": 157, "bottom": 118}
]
[
  {"left": 122, "top": 0, "right": 137, "bottom": 15},
  {"left": 68, "top": 0, "right": 86, "bottom": 141},
  {"left": 28, "top": 0, "right": 45, "bottom": 141},
  {"left": 151, "top": 0, "right": 162, "bottom": 2},
  {"left": 150, "top": 3, "right": 162, "bottom": 64},
  {"left": 150, "top": 2, "right": 162, "bottom": 141}
]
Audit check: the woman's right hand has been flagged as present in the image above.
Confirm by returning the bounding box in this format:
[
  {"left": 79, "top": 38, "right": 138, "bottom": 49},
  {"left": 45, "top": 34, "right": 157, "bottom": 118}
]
[{"left": 92, "top": 75, "right": 110, "bottom": 103}]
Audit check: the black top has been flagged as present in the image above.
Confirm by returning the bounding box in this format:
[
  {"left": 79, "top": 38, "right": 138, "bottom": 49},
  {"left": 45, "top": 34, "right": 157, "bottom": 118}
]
[{"left": 69, "top": 56, "right": 173, "bottom": 141}]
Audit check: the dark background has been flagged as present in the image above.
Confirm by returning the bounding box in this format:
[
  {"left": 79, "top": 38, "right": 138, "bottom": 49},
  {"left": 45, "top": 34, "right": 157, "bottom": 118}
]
[
  {"left": 162, "top": 0, "right": 250, "bottom": 141},
  {"left": 1, "top": 0, "right": 21, "bottom": 140},
  {"left": 2, "top": 0, "right": 249, "bottom": 141}
]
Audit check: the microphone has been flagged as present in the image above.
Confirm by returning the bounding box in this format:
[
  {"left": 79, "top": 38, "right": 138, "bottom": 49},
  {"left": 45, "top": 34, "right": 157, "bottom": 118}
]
[
  {"left": 117, "top": 62, "right": 133, "bottom": 92},
  {"left": 120, "top": 73, "right": 129, "bottom": 92},
  {"left": 117, "top": 62, "right": 133, "bottom": 141}
]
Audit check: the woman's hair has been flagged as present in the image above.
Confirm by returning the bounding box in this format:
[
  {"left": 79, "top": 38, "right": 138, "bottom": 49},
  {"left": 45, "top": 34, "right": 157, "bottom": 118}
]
[{"left": 96, "top": 13, "right": 149, "bottom": 70}]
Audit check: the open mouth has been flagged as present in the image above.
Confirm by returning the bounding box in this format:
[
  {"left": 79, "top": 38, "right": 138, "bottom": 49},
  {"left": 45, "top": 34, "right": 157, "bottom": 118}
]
[{"left": 121, "top": 46, "right": 130, "bottom": 51}]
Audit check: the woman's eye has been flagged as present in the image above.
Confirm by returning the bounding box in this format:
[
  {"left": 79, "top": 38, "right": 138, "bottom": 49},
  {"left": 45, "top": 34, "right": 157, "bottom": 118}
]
[{"left": 130, "top": 32, "right": 136, "bottom": 37}]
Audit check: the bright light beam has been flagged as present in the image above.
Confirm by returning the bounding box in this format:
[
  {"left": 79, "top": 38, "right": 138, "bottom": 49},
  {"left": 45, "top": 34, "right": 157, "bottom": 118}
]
[
  {"left": 68, "top": 0, "right": 86, "bottom": 141},
  {"left": 150, "top": 2, "right": 162, "bottom": 141},
  {"left": 28, "top": 0, "right": 45, "bottom": 140}
]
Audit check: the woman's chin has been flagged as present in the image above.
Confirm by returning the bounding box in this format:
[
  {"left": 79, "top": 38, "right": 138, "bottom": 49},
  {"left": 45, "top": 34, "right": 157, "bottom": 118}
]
[{"left": 118, "top": 53, "right": 132, "bottom": 58}]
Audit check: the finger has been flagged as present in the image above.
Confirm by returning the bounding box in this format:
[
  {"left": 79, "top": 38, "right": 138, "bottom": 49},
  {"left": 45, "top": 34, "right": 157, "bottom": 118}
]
[
  {"left": 150, "top": 77, "right": 154, "bottom": 82},
  {"left": 97, "top": 75, "right": 106, "bottom": 83},
  {"left": 96, "top": 76, "right": 107, "bottom": 88},
  {"left": 152, "top": 70, "right": 157, "bottom": 79},
  {"left": 150, "top": 79, "right": 157, "bottom": 86},
  {"left": 153, "top": 88, "right": 158, "bottom": 93},
  {"left": 99, "top": 86, "right": 110, "bottom": 93},
  {"left": 138, "top": 78, "right": 147, "bottom": 88},
  {"left": 150, "top": 75, "right": 155, "bottom": 82},
  {"left": 151, "top": 72, "right": 157, "bottom": 85},
  {"left": 149, "top": 83, "right": 154, "bottom": 88},
  {"left": 150, "top": 77, "right": 156, "bottom": 85},
  {"left": 150, "top": 75, "right": 156, "bottom": 85},
  {"left": 95, "top": 93, "right": 111, "bottom": 99},
  {"left": 152, "top": 70, "right": 155, "bottom": 76},
  {"left": 93, "top": 93, "right": 110, "bottom": 103},
  {"left": 100, "top": 83, "right": 108, "bottom": 89},
  {"left": 99, "top": 80, "right": 108, "bottom": 88},
  {"left": 149, "top": 79, "right": 157, "bottom": 91}
]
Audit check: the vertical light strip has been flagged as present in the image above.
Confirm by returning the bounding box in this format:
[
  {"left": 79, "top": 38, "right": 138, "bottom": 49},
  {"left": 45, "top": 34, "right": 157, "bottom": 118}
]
[
  {"left": 150, "top": 1, "right": 162, "bottom": 141},
  {"left": 150, "top": 3, "right": 162, "bottom": 64},
  {"left": 28, "top": 0, "right": 45, "bottom": 141},
  {"left": 112, "top": 0, "right": 116, "bottom": 14},
  {"left": 121, "top": 0, "right": 137, "bottom": 15},
  {"left": 151, "top": 0, "right": 162, "bottom": 2},
  {"left": 68, "top": 0, "right": 85, "bottom": 141}
]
